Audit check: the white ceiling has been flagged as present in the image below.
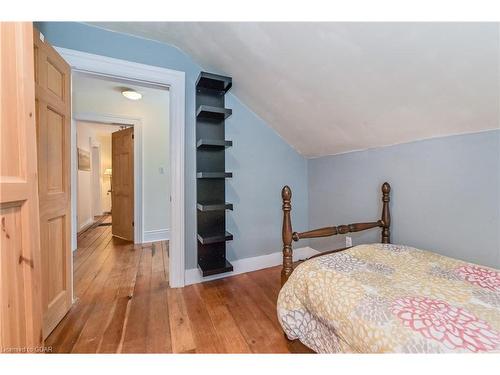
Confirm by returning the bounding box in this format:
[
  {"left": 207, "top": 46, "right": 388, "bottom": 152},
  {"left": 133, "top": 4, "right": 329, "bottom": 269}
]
[
  {"left": 72, "top": 72, "right": 169, "bottom": 109},
  {"left": 76, "top": 121, "right": 121, "bottom": 137},
  {"left": 72, "top": 71, "right": 169, "bottom": 121},
  {"left": 91, "top": 22, "right": 499, "bottom": 157}
]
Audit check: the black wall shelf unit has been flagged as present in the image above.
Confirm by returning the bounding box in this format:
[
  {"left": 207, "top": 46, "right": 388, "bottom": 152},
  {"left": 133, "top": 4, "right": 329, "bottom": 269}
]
[
  {"left": 197, "top": 202, "right": 233, "bottom": 212},
  {"left": 196, "top": 71, "right": 234, "bottom": 277},
  {"left": 196, "top": 172, "right": 233, "bottom": 179},
  {"left": 196, "top": 139, "right": 233, "bottom": 149},
  {"left": 196, "top": 105, "right": 233, "bottom": 120}
]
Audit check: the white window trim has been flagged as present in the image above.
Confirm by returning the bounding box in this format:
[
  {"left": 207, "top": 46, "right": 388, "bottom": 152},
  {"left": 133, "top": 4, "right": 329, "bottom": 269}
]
[{"left": 57, "top": 47, "right": 186, "bottom": 288}]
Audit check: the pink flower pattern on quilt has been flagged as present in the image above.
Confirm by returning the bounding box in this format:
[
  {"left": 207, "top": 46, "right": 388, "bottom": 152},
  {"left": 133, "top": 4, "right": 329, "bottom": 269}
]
[
  {"left": 456, "top": 265, "right": 500, "bottom": 291},
  {"left": 392, "top": 297, "right": 500, "bottom": 352}
]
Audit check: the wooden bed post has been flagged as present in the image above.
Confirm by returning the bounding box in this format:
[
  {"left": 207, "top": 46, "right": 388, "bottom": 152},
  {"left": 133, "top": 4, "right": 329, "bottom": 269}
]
[
  {"left": 280, "top": 181, "right": 392, "bottom": 287},
  {"left": 281, "top": 186, "right": 293, "bottom": 286},
  {"left": 381, "top": 182, "right": 391, "bottom": 243}
]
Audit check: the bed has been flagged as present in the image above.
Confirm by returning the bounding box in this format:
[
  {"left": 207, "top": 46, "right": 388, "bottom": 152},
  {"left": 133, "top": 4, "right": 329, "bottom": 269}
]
[{"left": 277, "top": 183, "right": 500, "bottom": 353}]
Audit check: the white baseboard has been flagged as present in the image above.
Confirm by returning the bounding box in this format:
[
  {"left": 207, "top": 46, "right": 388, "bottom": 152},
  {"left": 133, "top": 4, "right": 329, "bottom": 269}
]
[
  {"left": 143, "top": 228, "right": 170, "bottom": 243},
  {"left": 184, "top": 246, "right": 320, "bottom": 286},
  {"left": 78, "top": 218, "right": 95, "bottom": 234}
]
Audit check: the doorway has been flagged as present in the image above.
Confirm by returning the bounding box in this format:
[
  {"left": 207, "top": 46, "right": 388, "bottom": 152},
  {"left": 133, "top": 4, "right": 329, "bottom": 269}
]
[
  {"left": 72, "top": 70, "right": 172, "bottom": 247},
  {"left": 76, "top": 120, "right": 136, "bottom": 242},
  {"left": 57, "top": 48, "right": 186, "bottom": 289}
]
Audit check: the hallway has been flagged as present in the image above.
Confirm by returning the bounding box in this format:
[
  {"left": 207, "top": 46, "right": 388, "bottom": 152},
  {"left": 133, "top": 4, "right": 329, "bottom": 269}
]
[{"left": 46, "top": 216, "right": 170, "bottom": 352}]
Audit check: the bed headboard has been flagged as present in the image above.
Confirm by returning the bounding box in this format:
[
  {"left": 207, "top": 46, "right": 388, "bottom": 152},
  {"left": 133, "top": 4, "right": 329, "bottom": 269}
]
[{"left": 281, "top": 182, "right": 391, "bottom": 286}]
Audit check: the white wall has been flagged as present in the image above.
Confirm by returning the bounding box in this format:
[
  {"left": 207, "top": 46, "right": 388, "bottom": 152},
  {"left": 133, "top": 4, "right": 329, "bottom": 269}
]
[
  {"left": 76, "top": 123, "right": 94, "bottom": 231},
  {"left": 73, "top": 74, "right": 171, "bottom": 239},
  {"left": 97, "top": 133, "right": 112, "bottom": 213},
  {"left": 308, "top": 130, "right": 500, "bottom": 269},
  {"left": 76, "top": 122, "right": 118, "bottom": 231}
]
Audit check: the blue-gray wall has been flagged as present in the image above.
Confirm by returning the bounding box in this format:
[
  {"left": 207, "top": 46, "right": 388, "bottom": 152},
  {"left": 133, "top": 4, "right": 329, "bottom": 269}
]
[
  {"left": 36, "top": 22, "right": 498, "bottom": 271},
  {"left": 37, "top": 22, "right": 308, "bottom": 269},
  {"left": 308, "top": 130, "right": 500, "bottom": 268}
]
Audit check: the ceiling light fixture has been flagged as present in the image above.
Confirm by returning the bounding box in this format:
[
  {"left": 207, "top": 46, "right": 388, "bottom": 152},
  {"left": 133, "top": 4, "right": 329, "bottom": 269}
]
[{"left": 122, "top": 89, "right": 142, "bottom": 101}]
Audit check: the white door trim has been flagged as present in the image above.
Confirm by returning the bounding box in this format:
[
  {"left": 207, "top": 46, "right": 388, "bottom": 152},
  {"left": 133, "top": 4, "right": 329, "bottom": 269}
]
[
  {"left": 57, "top": 47, "right": 186, "bottom": 288},
  {"left": 73, "top": 113, "right": 143, "bottom": 244}
]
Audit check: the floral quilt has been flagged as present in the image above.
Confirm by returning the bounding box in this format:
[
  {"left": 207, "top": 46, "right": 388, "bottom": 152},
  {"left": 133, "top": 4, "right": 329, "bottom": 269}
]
[{"left": 277, "top": 243, "right": 500, "bottom": 353}]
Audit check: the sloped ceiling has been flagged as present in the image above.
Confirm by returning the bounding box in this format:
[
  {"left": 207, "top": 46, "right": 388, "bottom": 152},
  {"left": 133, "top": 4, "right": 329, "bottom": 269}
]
[{"left": 91, "top": 22, "right": 499, "bottom": 157}]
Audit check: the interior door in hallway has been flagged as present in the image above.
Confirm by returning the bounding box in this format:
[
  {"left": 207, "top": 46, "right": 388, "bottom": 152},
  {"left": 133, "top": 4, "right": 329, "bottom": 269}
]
[
  {"left": 0, "top": 22, "right": 43, "bottom": 349},
  {"left": 111, "top": 127, "right": 134, "bottom": 242},
  {"left": 33, "top": 27, "right": 72, "bottom": 338}
]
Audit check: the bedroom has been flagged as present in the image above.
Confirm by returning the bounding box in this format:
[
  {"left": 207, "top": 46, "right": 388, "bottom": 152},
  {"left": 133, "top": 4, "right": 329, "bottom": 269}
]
[{"left": 1, "top": 0, "right": 499, "bottom": 373}]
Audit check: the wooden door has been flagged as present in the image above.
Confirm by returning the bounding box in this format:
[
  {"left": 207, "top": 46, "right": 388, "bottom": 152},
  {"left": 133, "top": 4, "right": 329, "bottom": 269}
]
[
  {"left": 0, "top": 22, "right": 44, "bottom": 351},
  {"left": 33, "top": 28, "right": 72, "bottom": 338},
  {"left": 111, "top": 127, "right": 134, "bottom": 242}
]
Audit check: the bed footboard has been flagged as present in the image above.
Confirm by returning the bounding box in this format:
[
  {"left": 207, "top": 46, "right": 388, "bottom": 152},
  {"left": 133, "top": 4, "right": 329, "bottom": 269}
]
[{"left": 281, "top": 182, "right": 391, "bottom": 286}]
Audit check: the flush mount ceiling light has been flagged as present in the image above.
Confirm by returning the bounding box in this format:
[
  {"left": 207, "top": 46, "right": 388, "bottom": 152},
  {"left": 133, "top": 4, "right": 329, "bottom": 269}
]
[{"left": 122, "top": 89, "right": 142, "bottom": 101}]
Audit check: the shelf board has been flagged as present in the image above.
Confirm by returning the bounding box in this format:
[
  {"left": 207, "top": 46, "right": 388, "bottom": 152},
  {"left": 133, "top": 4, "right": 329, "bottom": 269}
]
[
  {"left": 198, "top": 258, "right": 234, "bottom": 277},
  {"left": 197, "top": 231, "right": 233, "bottom": 245},
  {"left": 196, "top": 72, "right": 232, "bottom": 93},
  {"left": 196, "top": 105, "right": 232, "bottom": 120},
  {"left": 196, "top": 172, "right": 232, "bottom": 179},
  {"left": 196, "top": 139, "right": 232, "bottom": 150},
  {"left": 197, "top": 201, "right": 233, "bottom": 212}
]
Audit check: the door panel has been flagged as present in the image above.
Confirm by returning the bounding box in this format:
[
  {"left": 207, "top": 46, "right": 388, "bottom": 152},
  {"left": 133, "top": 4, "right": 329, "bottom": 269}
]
[
  {"left": 0, "top": 22, "right": 43, "bottom": 350},
  {"left": 46, "top": 60, "right": 64, "bottom": 98},
  {"left": 46, "top": 108, "right": 65, "bottom": 192},
  {"left": 112, "top": 127, "right": 134, "bottom": 242},
  {"left": 46, "top": 215, "right": 66, "bottom": 301},
  {"left": 33, "top": 27, "right": 72, "bottom": 339}
]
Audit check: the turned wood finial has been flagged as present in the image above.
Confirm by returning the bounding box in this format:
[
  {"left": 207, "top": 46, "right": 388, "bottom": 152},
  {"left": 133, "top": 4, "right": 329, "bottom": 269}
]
[
  {"left": 382, "top": 182, "right": 391, "bottom": 194},
  {"left": 281, "top": 186, "right": 293, "bottom": 286},
  {"left": 381, "top": 182, "right": 391, "bottom": 243},
  {"left": 282, "top": 185, "right": 291, "bottom": 201}
]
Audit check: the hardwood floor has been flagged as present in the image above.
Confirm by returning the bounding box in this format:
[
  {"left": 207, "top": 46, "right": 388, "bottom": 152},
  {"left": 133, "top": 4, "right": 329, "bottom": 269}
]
[{"left": 45, "top": 218, "right": 312, "bottom": 353}]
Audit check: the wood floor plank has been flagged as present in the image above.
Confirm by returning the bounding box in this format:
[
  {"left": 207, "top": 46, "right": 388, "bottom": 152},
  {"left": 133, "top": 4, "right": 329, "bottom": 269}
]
[
  {"left": 248, "top": 267, "right": 281, "bottom": 303},
  {"left": 98, "top": 245, "right": 143, "bottom": 353},
  {"left": 76, "top": 235, "right": 118, "bottom": 287},
  {"left": 214, "top": 274, "right": 290, "bottom": 353},
  {"left": 151, "top": 242, "right": 165, "bottom": 275},
  {"left": 72, "top": 241, "right": 138, "bottom": 353},
  {"left": 146, "top": 280, "right": 172, "bottom": 353},
  {"left": 120, "top": 246, "right": 153, "bottom": 353},
  {"left": 45, "top": 241, "right": 121, "bottom": 352},
  {"left": 74, "top": 226, "right": 112, "bottom": 270},
  {"left": 182, "top": 284, "right": 225, "bottom": 353},
  {"left": 166, "top": 288, "right": 196, "bottom": 353},
  {"left": 77, "top": 221, "right": 108, "bottom": 249},
  {"left": 232, "top": 273, "right": 283, "bottom": 331},
  {"left": 73, "top": 236, "right": 116, "bottom": 298},
  {"left": 145, "top": 242, "right": 172, "bottom": 353},
  {"left": 46, "top": 215, "right": 311, "bottom": 354},
  {"left": 199, "top": 282, "right": 251, "bottom": 353}
]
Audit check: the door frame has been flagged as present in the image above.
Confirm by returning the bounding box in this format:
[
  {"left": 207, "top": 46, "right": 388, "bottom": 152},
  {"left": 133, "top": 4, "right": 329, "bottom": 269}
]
[
  {"left": 74, "top": 113, "right": 142, "bottom": 243},
  {"left": 56, "top": 47, "right": 186, "bottom": 288}
]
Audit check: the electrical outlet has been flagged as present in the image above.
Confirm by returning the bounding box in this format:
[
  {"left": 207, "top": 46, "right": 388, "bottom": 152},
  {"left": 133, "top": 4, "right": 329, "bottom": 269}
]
[{"left": 346, "top": 236, "right": 353, "bottom": 247}]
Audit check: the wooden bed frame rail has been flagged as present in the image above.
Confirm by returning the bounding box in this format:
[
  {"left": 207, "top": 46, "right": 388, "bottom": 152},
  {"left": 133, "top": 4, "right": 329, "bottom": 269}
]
[{"left": 281, "top": 182, "right": 391, "bottom": 286}]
